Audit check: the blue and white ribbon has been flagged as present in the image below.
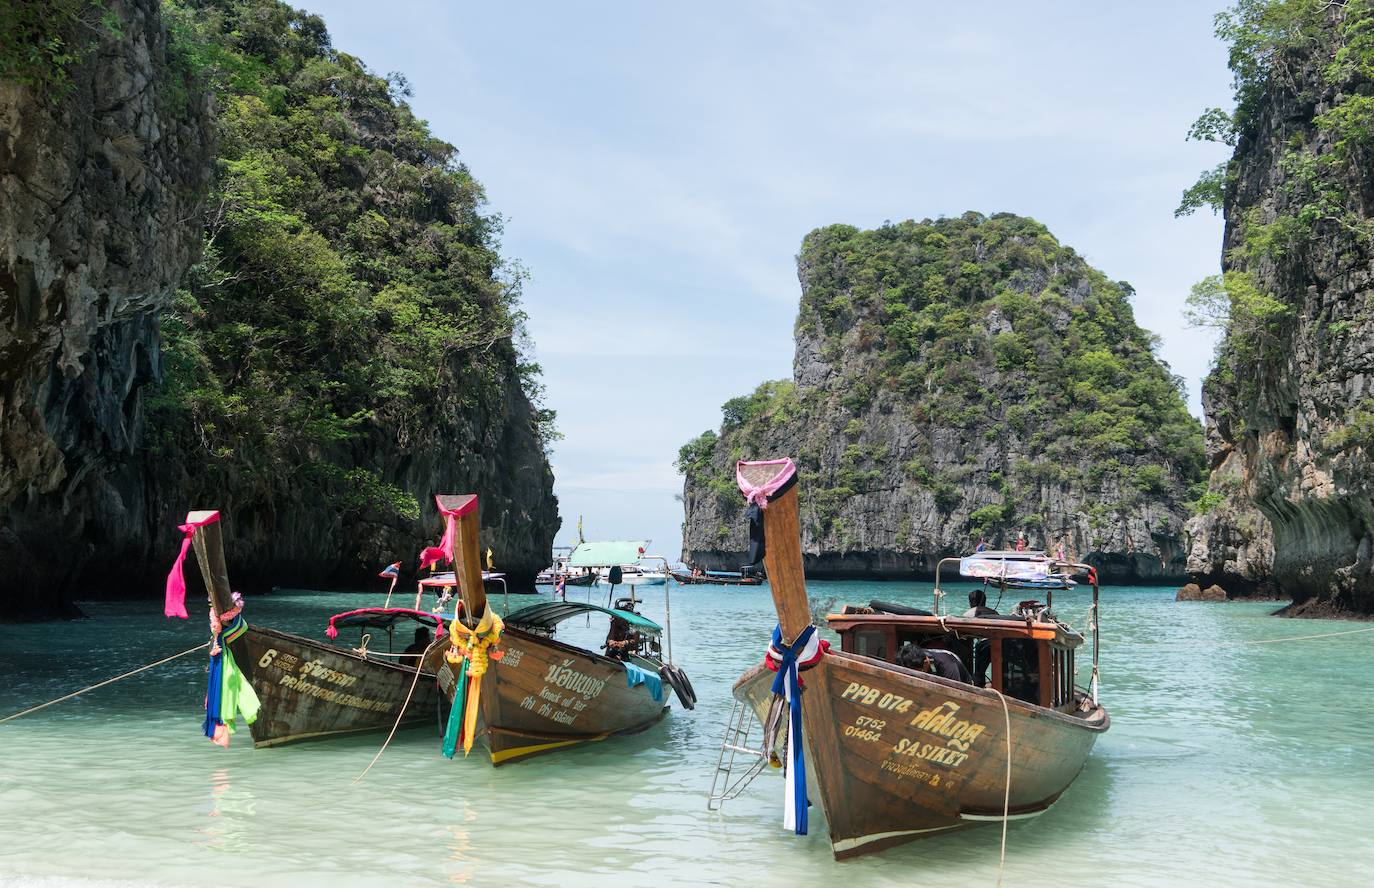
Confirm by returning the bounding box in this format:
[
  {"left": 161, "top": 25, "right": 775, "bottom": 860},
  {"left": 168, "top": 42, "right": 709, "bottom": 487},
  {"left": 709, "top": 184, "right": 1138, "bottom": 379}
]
[{"left": 766, "top": 623, "right": 823, "bottom": 835}]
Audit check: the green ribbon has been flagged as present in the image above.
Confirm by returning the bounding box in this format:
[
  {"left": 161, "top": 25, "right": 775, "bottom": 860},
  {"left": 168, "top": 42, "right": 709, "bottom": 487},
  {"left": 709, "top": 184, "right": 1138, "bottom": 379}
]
[
  {"left": 441, "top": 658, "right": 469, "bottom": 759},
  {"left": 219, "top": 643, "right": 260, "bottom": 731}
]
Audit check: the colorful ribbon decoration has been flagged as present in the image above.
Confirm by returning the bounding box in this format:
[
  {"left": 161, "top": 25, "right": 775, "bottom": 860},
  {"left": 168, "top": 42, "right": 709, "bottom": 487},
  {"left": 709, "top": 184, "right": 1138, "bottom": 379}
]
[
  {"left": 764, "top": 623, "right": 825, "bottom": 835},
  {"left": 420, "top": 496, "right": 476, "bottom": 571},
  {"left": 441, "top": 604, "right": 504, "bottom": 758},
  {"left": 203, "top": 609, "right": 260, "bottom": 747},
  {"left": 164, "top": 511, "right": 221, "bottom": 619}
]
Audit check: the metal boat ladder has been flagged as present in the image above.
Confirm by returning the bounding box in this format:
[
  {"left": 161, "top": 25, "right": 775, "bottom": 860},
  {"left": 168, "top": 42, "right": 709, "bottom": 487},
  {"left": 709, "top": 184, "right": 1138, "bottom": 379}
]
[{"left": 707, "top": 698, "right": 770, "bottom": 810}]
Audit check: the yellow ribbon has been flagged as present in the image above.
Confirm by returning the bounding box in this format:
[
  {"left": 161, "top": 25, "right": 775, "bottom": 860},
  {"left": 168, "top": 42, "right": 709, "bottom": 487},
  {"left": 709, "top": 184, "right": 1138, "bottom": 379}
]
[{"left": 445, "top": 604, "right": 504, "bottom": 755}]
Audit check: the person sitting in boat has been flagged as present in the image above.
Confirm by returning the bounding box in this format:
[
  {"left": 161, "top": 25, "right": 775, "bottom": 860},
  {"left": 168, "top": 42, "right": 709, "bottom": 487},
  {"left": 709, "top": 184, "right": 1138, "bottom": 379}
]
[
  {"left": 1015, "top": 534, "right": 1027, "bottom": 552},
  {"left": 962, "top": 590, "right": 996, "bottom": 688},
  {"left": 604, "top": 614, "right": 641, "bottom": 661},
  {"left": 895, "top": 642, "right": 971, "bottom": 683},
  {"left": 401, "top": 627, "right": 432, "bottom": 664},
  {"left": 964, "top": 587, "right": 998, "bottom": 618}
]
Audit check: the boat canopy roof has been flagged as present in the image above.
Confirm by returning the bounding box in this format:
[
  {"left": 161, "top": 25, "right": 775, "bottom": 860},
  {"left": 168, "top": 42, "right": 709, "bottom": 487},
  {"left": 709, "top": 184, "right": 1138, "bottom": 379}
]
[
  {"left": 568, "top": 540, "right": 650, "bottom": 568},
  {"left": 325, "top": 607, "right": 447, "bottom": 637},
  {"left": 418, "top": 570, "right": 505, "bottom": 588},
  {"left": 505, "top": 600, "right": 662, "bottom": 635},
  {"left": 960, "top": 552, "right": 1052, "bottom": 581}
]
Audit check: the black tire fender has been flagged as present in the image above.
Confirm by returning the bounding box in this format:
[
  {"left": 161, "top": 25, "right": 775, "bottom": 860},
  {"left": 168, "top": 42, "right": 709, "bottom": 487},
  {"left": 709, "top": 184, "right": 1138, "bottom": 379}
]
[{"left": 661, "top": 664, "right": 696, "bottom": 709}]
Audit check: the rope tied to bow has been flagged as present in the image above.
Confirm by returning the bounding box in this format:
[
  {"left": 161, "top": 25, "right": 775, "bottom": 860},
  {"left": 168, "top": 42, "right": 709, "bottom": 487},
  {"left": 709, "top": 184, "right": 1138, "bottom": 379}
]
[
  {"left": 761, "top": 623, "right": 827, "bottom": 835},
  {"left": 441, "top": 604, "right": 505, "bottom": 758}
]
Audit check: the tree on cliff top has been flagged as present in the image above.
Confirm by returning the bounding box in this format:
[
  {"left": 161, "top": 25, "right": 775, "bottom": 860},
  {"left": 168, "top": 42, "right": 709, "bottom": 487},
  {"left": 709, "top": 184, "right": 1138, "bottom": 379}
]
[{"left": 150, "top": 0, "right": 556, "bottom": 521}]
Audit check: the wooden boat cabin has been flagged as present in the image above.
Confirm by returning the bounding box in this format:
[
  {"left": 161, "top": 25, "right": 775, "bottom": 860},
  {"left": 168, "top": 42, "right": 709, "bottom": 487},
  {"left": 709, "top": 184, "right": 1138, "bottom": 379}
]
[{"left": 828, "top": 603, "right": 1088, "bottom": 714}]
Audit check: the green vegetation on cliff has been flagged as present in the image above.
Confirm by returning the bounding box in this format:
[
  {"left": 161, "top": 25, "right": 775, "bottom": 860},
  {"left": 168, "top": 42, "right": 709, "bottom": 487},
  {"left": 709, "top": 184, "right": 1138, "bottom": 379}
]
[
  {"left": 681, "top": 213, "right": 1204, "bottom": 566},
  {"left": 0, "top": 1, "right": 118, "bottom": 93},
  {"left": 1180, "top": 0, "right": 1374, "bottom": 392},
  {"left": 150, "top": 0, "right": 555, "bottom": 522},
  {"left": 795, "top": 215, "right": 1202, "bottom": 476}
]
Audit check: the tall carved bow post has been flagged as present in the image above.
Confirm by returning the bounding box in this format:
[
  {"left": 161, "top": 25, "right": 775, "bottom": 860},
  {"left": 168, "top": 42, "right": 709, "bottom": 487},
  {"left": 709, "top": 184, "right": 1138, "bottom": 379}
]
[
  {"left": 441, "top": 604, "right": 504, "bottom": 758},
  {"left": 763, "top": 623, "right": 826, "bottom": 835},
  {"left": 165, "top": 511, "right": 259, "bottom": 747}
]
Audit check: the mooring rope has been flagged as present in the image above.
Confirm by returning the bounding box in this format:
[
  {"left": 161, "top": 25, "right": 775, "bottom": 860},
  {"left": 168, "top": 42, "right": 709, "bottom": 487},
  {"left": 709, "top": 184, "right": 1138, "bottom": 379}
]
[
  {"left": 992, "top": 686, "right": 1012, "bottom": 888},
  {"left": 351, "top": 639, "right": 442, "bottom": 784},
  {"left": 0, "top": 641, "right": 211, "bottom": 725},
  {"left": 1240, "top": 626, "right": 1374, "bottom": 645}
]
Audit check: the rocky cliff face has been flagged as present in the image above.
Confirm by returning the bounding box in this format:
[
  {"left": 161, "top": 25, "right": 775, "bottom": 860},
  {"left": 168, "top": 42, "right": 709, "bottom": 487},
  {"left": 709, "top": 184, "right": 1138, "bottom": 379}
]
[
  {"left": 0, "top": 0, "right": 212, "bottom": 618},
  {"left": 1184, "top": 1, "right": 1374, "bottom": 616},
  {"left": 680, "top": 214, "right": 1205, "bottom": 583},
  {"left": 1, "top": 0, "right": 558, "bottom": 619},
  {"left": 1183, "top": 378, "right": 1276, "bottom": 597}
]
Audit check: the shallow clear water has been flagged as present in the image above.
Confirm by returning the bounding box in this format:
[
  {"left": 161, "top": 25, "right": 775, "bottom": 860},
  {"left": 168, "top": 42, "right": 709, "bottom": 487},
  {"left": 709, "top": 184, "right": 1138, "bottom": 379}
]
[{"left": 1, "top": 582, "right": 1371, "bottom": 887}]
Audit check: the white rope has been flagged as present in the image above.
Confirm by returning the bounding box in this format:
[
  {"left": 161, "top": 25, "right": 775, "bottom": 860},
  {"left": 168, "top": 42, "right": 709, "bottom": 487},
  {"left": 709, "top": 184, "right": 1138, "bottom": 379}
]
[
  {"left": 1215, "top": 625, "right": 1374, "bottom": 648},
  {"left": 0, "top": 642, "right": 211, "bottom": 725},
  {"left": 351, "top": 638, "right": 442, "bottom": 784},
  {"left": 1240, "top": 626, "right": 1374, "bottom": 645},
  {"left": 992, "top": 687, "right": 1012, "bottom": 888}
]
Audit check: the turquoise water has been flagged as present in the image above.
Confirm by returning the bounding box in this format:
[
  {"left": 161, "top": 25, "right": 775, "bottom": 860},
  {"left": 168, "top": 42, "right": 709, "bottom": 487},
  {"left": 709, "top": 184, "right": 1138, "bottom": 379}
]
[{"left": 1, "top": 582, "right": 1371, "bottom": 887}]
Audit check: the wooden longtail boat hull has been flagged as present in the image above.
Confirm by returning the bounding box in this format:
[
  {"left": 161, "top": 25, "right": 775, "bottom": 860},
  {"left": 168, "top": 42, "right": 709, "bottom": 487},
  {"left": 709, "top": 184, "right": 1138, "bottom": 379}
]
[
  {"left": 668, "top": 570, "right": 763, "bottom": 586},
  {"left": 242, "top": 626, "right": 439, "bottom": 748},
  {"left": 734, "top": 650, "right": 1108, "bottom": 858},
  {"left": 432, "top": 626, "right": 667, "bottom": 766}
]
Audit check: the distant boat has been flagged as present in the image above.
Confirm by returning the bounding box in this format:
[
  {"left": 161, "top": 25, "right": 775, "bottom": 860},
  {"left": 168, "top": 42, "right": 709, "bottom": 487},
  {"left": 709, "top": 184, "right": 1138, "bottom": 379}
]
[
  {"left": 670, "top": 568, "right": 764, "bottom": 586},
  {"left": 422, "top": 501, "right": 696, "bottom": 765},
  {"left": 170, "top": 512, "right": 443, "bottom": 748},
  {"left": 715, "top": 459, "right": 1108, "bottom": 859},
  {"left": 596, "top": 565, "right": 668, "bottom": 586},
  {"left": 963, "top": 549, "right": 1076, "bottom": 590},
  {"left": 534, "top": 546, "right": 574, "bottom": 584}
]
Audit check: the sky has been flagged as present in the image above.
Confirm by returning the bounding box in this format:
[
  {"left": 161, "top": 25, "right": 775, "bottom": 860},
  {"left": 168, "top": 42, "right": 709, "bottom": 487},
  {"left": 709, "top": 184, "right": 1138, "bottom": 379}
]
[{"left": 301, "top": 0, "right": 1237, "bottom": 561}]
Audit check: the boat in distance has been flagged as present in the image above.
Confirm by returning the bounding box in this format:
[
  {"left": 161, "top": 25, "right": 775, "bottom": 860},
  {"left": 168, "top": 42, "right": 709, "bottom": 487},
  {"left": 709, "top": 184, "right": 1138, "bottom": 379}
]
[{"left": 669, "top": 568, "right": 763, "bottom": 586}]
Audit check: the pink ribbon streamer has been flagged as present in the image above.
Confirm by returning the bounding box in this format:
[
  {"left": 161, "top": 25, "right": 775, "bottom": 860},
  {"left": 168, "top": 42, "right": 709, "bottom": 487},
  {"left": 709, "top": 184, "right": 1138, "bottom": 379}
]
[
  {"left": 419, "top": 495, "right": 477, "bottom": 570},
  {"left": 165, "top": 511, "right": 221, "bottom": 619},
  {"left": 736, "top": 458, "right": 798, "bottom": 508}
]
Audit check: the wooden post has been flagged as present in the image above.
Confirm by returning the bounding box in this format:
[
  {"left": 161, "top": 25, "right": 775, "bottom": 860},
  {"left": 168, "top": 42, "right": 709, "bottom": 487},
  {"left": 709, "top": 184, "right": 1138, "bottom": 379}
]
[
  {"left": 437, "top": 494, "right": 485, "bottom": 624},
  {"left": 760, "top": 484, "right": 812, "bottom": 642},
  {"left": 187, "top": 511, "right": 254, "bottom": 682}
]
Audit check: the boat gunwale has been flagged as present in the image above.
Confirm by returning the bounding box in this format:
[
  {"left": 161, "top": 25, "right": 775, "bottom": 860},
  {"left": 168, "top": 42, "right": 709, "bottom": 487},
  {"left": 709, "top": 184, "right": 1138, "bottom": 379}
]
[{"left": 825, "top": 612, "right": 1087, "bottom": 648}]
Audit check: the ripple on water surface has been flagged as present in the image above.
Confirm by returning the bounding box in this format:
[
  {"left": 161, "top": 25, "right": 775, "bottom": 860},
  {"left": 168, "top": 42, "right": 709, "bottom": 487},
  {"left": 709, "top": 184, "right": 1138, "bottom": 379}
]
[{"left": 1, "top": 584, "right": 1371, "bottom": 887}]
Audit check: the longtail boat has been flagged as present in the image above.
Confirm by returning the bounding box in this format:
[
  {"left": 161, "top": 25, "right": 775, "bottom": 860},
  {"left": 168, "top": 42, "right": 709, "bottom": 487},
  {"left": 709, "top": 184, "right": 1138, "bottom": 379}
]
[
  {"left": 668, "top": 569, "right": 764, "bottom": 586},
  {"left": 718, "top": 459, "right": 1108, "bottom": 859},
  {"left": 167, "top": 511, "right": 443, "bottom": 747},
  {"left": 422, "top": 495, "right": 696, "bottom": 765}
]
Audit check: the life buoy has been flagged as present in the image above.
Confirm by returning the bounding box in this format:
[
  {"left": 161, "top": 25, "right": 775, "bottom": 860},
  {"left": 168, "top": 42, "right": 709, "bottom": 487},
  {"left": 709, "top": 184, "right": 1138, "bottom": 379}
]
[{"left": 661, "top": 664, "right": 696, "bottom": 709}]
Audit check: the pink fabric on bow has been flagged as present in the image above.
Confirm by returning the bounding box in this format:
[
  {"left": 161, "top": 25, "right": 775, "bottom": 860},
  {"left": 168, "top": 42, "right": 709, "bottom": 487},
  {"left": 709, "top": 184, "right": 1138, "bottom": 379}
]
[
  {"left": 418, "top": 495, "right": 477, "bottom": 571},
  {"left": 418, "top": 514, "right": 455, "bottom": 571},
  {"left": 165, "top": 511, "right": 221, "bottom": 619},
  {"left": 736, "top": 458, "right": 798, "bottom": 508}
]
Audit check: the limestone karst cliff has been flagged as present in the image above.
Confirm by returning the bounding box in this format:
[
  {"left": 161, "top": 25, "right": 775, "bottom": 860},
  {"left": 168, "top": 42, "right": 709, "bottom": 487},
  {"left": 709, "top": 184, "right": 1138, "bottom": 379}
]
[
  {"left": 1182, "top": 0, "right": 1374, "bottom": 615},
  {"left": 1, "top": 0, "right": 213, "bottom": 618},
  {"left": 1, "top": 0, "right": 558, "bottom": 619},
  {"left": 680, "top": 214, "right": 1205, "bottom": 583}
]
